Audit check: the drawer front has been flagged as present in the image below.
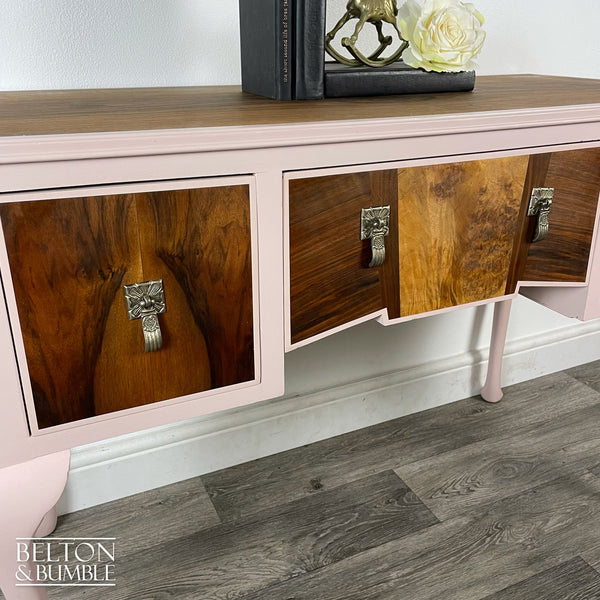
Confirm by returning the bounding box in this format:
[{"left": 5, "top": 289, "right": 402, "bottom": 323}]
[
  {"left": 288, "top": 156, "right": 528, "bottom": 345},
  {"left": 288, "top": 170, "right": 400, "bottom": 345},
  {"left": 518, "top": 148, "right": 600, "bottom": 283},
  {"left": 0, "top": 184, "right": 255, "bottom": 429},
  {"left": 396, "top": 156, "right": 528, "bottom": 316}
]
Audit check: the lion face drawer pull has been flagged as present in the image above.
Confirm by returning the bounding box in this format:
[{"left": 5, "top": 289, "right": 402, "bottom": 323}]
[
  {"left": 124, "top": 280, "right": 167, "bottom": 352},
  {"left": 528, "top": 187, "right": 554, "bottom": 243},
  {"left": 360, "top": 205, "right": 390, "bottom": 268}
]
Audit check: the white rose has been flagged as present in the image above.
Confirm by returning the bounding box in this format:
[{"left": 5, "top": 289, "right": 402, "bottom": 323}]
[{"left": 398, "top": 0, "right": 486, "bottom": 72}]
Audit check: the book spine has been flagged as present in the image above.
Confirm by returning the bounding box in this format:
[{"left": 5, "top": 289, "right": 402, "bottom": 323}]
[
  {"left": 278, "top": 0, "right": 293, "bottom": 100},
  {"left": 294, "top": 0, "right": 326, "bottom": 100},
  {"left": 325, "top": 67, "right": 475, "bottom": 98},
  {"left": 239, "top": 0, "right": 292, "bottom": 100}
]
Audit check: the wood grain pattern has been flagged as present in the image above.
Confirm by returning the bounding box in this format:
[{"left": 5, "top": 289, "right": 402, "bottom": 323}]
[
  {"left": 504, "top": 153, "right": 552, "bottom": 293},
  {"left": 566, "top": 359, "right": 600, "bottom": 393},
  {"left": 0, "top": 196, "right": 149, "bottom": 428},
  {"left": 521, "top": 148, "right": 600, "bottom": 282},
  {"left": 203, "top": 372, "right": 600, "bottom": 522},
  {"left": 395, "top": 391, "right": 600, "bottom": 520},
  {"left": 289, "top": 170, "right": 399, "bottom": 344},
  {"left": 0, "top": 185, "right": 254, "bottom": 428},
  {"left": 75, "top": 471, "right": 437, "bottom": 600},
  {"left": 481, "top": 557, "right": 600, "bottom": 600},
  {"left": 137, "top": 185, "right": 255, "bottom": 397},
  {"left": 53, "top": 477, "right": 220, "bottom": 558},
  {"left": 238, "top": 473, "right": 600, "bottom": 600},
  {"left": 397, "top": 156, "right": 529, "bottom": 316},
  {"left": 1, "top": 76, "right": 600, "bottom": 136}
]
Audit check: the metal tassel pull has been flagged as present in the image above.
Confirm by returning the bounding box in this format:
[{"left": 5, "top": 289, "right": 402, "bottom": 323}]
[
  {"left": 124, "top": 280, "right": 167, "bottom": 352},
  {"left": 360, "top": 206, "right": 390, "bottom": 268},
  {"left": 528, "top": 187, "right": 554, "bottom": 243}
]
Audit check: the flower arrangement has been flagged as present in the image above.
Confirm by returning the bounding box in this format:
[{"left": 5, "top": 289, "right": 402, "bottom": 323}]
[
  {"left": 398, "top": 0, "right": 486, "bottom": 73},
  {"left": 325, "top": 0, "right": 486, "bottom": 74}
]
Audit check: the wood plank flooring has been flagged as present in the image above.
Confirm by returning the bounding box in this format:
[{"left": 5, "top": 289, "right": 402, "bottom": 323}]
[
  {"left": 481, "top": 557, "right": 600, "bottom": 599},
  {"left": 8, "top": 361, "right": 600, "bottom": 599}
]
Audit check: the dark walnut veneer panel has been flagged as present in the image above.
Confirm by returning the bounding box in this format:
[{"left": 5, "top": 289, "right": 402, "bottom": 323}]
[
  {"left": 0, "top": 196, "right": 147, "bottom": 427},
  {"left": 520, "top": 148, "right": 600, "bottom": 283},
  {"left": 137, "top": 186, "right": 255, "bottom": 398},
  {"left": 397, "top": 156, "right": 529, "bottom": 316},
  {"left": 0, "top": 185, "right": 254, "bottom": 428},
  {"left": 289, "top": 170, "right": 400, "bottom": 344}
]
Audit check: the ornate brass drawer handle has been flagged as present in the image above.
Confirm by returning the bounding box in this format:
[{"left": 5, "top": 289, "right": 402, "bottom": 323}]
[
  {"left": 360, "top": 205, "right": 390, "bottom": 268},
  {"left": 528, "top": 187, "right": 554, "bottom": 243},
  {"left": 124, "top": 280, "right": 167, "bottom": 352}
]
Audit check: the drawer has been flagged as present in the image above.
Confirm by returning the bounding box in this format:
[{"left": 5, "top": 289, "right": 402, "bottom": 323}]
[
  {"left": 0, "top": 179, "right": 257, "bottom": 430},
  {"left": 288, "top": 169, "right": 400, "bottom": 345},
  {"left": 288, "top": 156, "right": 529, "bottom": 346},
  {"left": 287, "top": 148, "right": 600, "bottom": 347},
  {"left": 516, "top": 148, "right": 600, "bottom": 284}
]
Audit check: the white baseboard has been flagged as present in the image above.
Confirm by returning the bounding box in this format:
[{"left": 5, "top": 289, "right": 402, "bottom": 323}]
[{"left": 56, "top": 319, "right": 600, "bottom": 515}]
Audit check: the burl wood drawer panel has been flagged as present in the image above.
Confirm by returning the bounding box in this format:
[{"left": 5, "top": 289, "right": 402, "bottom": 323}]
[
  {"left": 397, "top": 156, "right": 529, "bottom": 316},
  {"left": 0, "top": 185, "right": 255, "bottom": 429},
  {"left": 517, "top": 148, "right": 600, "bottom": 283},
  {"left": 289, "top": 156, "right": 528, "bottom": 343}
]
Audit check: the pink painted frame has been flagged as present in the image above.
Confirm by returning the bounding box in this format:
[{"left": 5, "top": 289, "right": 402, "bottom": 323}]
[
  {"left": 0, "top": 101, "right": 596, "bottom": 462},
  {"left": 0, "top": 171, "right": 285, "bottom": 468},
  {"left": 0, "top": 104, "right": 598, "bottom": 466},
  {"left": 0, "top": 97, "right": 599, "bottom": 599}
]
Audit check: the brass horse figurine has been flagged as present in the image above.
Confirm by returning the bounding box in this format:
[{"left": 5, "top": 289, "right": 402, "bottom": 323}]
[{"left": 325, "top": 0, "right": 407, "bottom": 67}]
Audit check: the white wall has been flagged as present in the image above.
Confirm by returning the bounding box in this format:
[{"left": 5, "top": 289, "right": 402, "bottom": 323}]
[
  {"left": 2, "top": 0, "right": 600, "bottom": 512},
  {"left": 2, "top": 0, "right": 599, "bottom": 90}
]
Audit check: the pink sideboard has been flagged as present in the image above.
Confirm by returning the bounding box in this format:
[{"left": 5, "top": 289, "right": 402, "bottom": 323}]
[{"left": 1, "top": 76, "right": 600, "bottom": 598}]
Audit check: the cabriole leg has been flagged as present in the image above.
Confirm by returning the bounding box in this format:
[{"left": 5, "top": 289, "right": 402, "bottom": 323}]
[
  {"left": 32, "top": 508, "right": 58, "bottom": 539},
  {"left": 481, "top": 299, "right": 513, "bottom": 403},
  {"left": 0, "top": 451, "right": 70, "bottom": 600}
]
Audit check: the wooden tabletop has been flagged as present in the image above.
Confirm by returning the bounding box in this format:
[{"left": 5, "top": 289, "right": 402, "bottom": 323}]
[{"left": 1, "top": 75, "right": 599, "bottom": 137}]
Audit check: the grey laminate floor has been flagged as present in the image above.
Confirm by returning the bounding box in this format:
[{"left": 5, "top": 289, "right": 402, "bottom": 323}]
[{"left": 20, "top": 362, "right": 600, "bottom": 598}]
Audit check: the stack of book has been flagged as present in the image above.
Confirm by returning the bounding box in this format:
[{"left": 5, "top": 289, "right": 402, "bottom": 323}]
[
  {"left": 239, "top": 0, "right": 475, "bottom": 100},
  {"left": 324, "top": 61, "right": 475, "bottom": 97}
]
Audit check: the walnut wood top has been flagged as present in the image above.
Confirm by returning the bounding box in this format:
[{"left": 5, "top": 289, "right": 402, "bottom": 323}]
[{"left": 1, "top": 75, "right": 600, "bottom": 137}]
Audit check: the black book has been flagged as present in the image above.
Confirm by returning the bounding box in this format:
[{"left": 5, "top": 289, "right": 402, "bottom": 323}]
[
  {"left": 239, "top": 0, "right": 293, "bottom": 100},
  {"left": 294, "top": 0, "right": 326, "bottom": 100},
  {"left": 325, "top": 61, "right": 476, "bottom": 98}
]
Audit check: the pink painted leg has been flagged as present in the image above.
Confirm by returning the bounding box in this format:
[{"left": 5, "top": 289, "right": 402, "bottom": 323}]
[
  {"left": 0, "top": 451, "right": 70, "bottom": 600},
  {"left": 481, "top": 299, "right": 513, "bottom": 403},
  {"left": 32, "top": 509, "right": 58, "bottom": 539}
]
